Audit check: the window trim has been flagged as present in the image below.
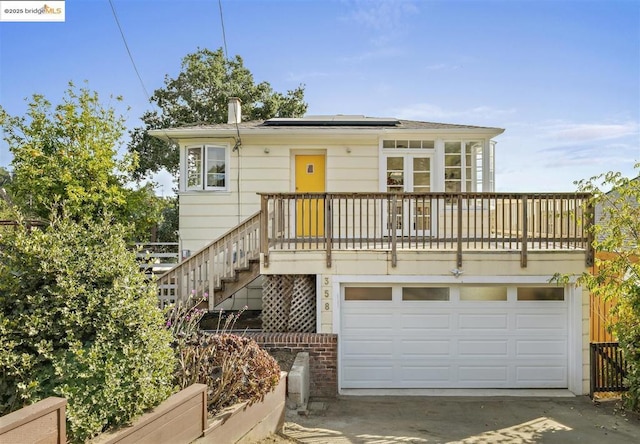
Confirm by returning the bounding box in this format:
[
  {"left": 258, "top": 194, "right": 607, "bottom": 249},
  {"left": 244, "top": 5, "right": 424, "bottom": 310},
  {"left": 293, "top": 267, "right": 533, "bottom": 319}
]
[{"left": 184, "top": 144, "right": 230, "bottom": 192}]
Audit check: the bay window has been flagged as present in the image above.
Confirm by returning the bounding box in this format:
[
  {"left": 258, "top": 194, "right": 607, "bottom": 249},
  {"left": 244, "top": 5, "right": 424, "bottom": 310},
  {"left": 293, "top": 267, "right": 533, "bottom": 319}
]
[{"left": 185, "top": 145, "right": 229, "bottom": 191}]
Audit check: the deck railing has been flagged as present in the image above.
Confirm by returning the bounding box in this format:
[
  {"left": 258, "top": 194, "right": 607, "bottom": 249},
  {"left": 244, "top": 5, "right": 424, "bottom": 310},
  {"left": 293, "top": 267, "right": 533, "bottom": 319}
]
[
  {"left": 260, "top": 192, "right": 594, "bottom": 268},
  {"left": 157, "top": 212, "right": 261, "bottom": 308},
  {"left": 136, "top": 242, "right": 179, "bottom": 276}
]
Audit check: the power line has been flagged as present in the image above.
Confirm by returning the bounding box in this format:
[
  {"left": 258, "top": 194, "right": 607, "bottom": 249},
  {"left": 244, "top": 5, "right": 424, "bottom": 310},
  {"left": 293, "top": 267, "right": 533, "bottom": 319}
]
[
  {"left": 108, "top": 0, "right": 151, "bottom": 102},
  {"left": 218, "top": 0, "right": 229, "bottom": 60},
  {"left": 217, "top": 1, "right": 240, "bottom": 142},
  {"left": 217, "top": 0, "right": 241, "bottom": 224}
]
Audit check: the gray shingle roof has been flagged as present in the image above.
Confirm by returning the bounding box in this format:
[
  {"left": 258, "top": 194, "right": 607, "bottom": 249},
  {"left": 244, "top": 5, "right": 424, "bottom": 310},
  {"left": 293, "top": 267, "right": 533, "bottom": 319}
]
[{"left": 167, "top": 118, "right": 503, "bottom": 132}]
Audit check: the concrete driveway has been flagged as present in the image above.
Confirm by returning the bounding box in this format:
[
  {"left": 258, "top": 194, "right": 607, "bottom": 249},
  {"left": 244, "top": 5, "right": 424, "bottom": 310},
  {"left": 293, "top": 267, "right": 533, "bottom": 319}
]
[{"left": 279, "top": 396, "right": 640, "bottom": 443}]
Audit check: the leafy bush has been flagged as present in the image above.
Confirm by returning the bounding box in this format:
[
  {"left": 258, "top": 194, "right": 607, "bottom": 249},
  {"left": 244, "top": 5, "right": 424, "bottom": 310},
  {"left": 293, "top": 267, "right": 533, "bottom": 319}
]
[
  {"left": 574, "top": 166, "right": 640, "bottom": 411},
  {"left": 0, "top": 216, "right": 176, "bottom": 442},
  {"left": 168, "top": 301, "right": 281, "bottom": 414}
]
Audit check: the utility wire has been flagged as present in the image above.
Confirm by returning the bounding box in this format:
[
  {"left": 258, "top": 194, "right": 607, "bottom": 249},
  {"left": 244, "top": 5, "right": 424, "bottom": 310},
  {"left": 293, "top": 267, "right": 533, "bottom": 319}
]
[
  {"left": 108, "top": 0, "right": 151, "bottom": 102},
  {"left": 108, "top": 0, "right": 180, "bottom": 186},
  {"left": 218, "top": 0, "right": 229, "bottom": 60},
  {"left": 218, "top": 0, "right": 241, "bottom": 224}
]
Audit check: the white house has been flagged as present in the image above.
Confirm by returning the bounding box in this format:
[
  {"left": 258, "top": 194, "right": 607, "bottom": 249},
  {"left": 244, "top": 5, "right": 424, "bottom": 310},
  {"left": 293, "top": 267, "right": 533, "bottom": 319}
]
[{"left": 151, "top": 98, "right": 594, "bottom": 395}]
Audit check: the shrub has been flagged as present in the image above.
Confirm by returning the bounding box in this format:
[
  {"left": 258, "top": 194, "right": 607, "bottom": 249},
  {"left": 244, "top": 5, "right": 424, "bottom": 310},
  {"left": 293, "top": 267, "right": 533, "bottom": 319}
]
[
  {"left": 175, "top": 331, "right": 281, "bottom": 414},
  {"left": 168, "top": 303, "right": 281, "bottom": 414},
  {"left": 0, "top": 216, "right": 176, "bottom": 442}
]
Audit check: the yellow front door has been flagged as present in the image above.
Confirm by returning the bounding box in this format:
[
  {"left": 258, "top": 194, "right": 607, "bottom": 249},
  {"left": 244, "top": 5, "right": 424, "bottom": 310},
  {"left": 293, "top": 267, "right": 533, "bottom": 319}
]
[{"left": 295, "top": 155, "right": 325, "bottom": 236}]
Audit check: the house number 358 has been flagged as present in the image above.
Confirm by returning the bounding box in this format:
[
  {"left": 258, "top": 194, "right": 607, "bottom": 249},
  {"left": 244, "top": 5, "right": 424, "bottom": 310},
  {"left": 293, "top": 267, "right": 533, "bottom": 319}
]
[{"left": 324, "top": 303, "right": 330, "bottom": 311}]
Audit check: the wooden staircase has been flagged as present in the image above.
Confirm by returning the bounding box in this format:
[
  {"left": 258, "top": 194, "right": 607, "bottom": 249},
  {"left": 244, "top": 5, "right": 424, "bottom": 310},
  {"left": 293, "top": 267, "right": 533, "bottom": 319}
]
[{"left": 156, "top": 212, "right": 262, "bottom": 311}]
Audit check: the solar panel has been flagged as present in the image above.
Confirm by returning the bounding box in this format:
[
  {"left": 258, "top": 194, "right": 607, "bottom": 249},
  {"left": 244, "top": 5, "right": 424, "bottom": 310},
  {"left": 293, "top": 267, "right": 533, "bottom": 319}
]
[{"left": 263, "top": 116, "right": 400, "bottom": 126}]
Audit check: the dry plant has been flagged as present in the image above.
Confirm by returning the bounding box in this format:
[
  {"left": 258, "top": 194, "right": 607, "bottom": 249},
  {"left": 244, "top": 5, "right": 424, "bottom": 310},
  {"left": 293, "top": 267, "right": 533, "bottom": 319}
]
[{"left": 167, "top": 302, "right": 281, "bottom": 415}]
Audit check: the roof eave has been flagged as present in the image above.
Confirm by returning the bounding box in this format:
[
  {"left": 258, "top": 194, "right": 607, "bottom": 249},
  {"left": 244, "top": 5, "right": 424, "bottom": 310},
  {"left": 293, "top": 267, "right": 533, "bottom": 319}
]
[{"left": 148, "top": 126, "right": 505, "bottom": 142}]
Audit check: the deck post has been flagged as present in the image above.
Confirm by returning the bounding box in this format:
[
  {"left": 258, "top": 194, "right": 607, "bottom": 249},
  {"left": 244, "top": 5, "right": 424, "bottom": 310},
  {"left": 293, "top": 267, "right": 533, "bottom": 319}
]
[
  {"left": 521, "top": 194, "right": 528, "bottom": 268},
  {"left": 325, "top": 197, "right": 332, "bottom": 268},
  {"left": 391, "top": 194, "right": 398, "bottom": 267},
  {"left": 261, "top": 195, "right": 269, "bottom": 268},
  {"left": 585, "top": 199, "right": 595, "bottom": 266},
  {"left": 456, "top": 194, "right": 463, "bottom": 268}
]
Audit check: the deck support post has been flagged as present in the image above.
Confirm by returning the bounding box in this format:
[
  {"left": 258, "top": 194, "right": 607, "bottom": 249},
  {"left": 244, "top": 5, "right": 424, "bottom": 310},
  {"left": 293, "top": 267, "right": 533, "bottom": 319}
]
[
  {"left": 521, "top": 194, "right": 528, "bottom": 268},
  {"left": 261, "top": 195, "right": 269, "bottom": 268},
  {"left": 456, "top": 195, "right": 463, "bottom": 268},
  {"left": 325, "top": 198, "right": 332, "bottom": 268},
  {"left": 391, "top": 194, "right": 398, "bottom": 267},
  {"left": 585, "top": 199, "right": 595, "bottom": 266}
]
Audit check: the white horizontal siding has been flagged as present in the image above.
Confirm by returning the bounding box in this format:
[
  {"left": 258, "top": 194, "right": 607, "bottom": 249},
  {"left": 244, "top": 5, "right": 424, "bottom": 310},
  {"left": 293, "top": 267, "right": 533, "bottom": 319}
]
[{"left": 179, "top": 140, "right": 382, "bottom": 248}]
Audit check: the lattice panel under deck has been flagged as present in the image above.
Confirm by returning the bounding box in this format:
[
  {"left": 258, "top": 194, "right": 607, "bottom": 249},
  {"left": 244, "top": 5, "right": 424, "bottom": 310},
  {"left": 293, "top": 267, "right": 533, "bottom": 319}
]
[
  {"left": 262, "top": 275, "right": 293, "bottom": 332},
  {"left": 289, "top": 275, "right": 316, "bottom": 333}
]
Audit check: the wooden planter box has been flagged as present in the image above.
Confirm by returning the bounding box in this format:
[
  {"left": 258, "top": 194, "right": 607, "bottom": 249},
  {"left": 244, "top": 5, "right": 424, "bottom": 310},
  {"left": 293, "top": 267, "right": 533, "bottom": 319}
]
[
  {"left": 0, "top": 397, "right": 66, "bottom": 444},
  {"left": 198, "top": 372, "right": 287, "bottom": 444},
  {"left": 91, "top": 384, "right": 208, "bottom": 444},
  {"left": 1, "top": 373, "right": 286, "bottom": 444}
]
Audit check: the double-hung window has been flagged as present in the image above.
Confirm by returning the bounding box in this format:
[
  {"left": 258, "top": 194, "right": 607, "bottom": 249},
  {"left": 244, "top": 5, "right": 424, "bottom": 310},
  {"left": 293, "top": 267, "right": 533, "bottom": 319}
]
[{"left": 185, "top": 145, "right": 229, "bottom": 191}]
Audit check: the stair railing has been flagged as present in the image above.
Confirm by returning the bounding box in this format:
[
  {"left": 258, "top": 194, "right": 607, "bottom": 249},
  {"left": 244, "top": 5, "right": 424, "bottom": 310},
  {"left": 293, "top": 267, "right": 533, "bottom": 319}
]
[{"left": 157, "top": 212, "right": 261, "bottom": 309}]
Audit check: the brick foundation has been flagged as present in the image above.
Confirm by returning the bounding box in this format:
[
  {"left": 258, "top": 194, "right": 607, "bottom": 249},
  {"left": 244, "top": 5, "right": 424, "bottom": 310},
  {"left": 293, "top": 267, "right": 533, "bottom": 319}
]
[{"left": 246, "top": 332, "right": 337, "bottom": 397}]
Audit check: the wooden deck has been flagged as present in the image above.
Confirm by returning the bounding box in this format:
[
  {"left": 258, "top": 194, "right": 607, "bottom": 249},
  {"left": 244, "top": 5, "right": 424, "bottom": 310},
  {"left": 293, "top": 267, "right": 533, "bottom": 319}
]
[
  {"left": 261, "top": 192, "right": 594, "bottom": 268},
  {"left": 159, "top": 192, "right": 594, "bottom": 307}
]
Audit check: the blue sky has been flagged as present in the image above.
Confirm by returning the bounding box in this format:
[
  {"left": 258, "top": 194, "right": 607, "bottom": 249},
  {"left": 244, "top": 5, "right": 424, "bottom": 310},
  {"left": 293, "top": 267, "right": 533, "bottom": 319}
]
[{"left": 1, "top": 0, "right": 638, "bottom": 193}]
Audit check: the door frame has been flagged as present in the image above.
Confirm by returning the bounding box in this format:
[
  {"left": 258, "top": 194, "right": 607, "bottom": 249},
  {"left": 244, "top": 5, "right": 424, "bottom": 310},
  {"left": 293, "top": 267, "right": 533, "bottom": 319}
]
[
  {"left": 291, "top": 150, "right": 327, "bottom": 237},
  {"left": 290, "top": 149, "right": 327, "bottom": 192},
  {"left": 381, "top": 154, "right": 435, "bottom": 236}
]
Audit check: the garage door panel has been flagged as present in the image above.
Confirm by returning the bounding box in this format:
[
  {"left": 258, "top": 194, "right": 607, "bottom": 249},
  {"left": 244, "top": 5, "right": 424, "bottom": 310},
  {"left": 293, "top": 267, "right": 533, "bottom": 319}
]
[
  {"left": 343, "top": 364, "right": 394, "bottom": 385},
  {"left": 459, "top": 366, "right": 509, "bottom": 382},
  {"left": 516, "top": 366, "right": 567, "bottom": 385},
  {"left": 458, "top": 313, "right": 508, "bottom": 329},
  {"left": 399, "top": 339, "right": 451, "bottom": 357},
  {"left": 516, "top": 339, "right": 567, "bottom": 356},
  {"left": 399, "top": 313, "right": 451, "bottom": 330},
  {"left": 343, "top": 312, "right": 394, "bottom": 330},
  {"left": 400, "top": 366, "right": 452, "bottom": 382},
  {"left": 458, "top": 339, "right": 509, "bottom": 357},
  {"left": 516, "top": 313, "right": 567, "bottom": 330},
  {"left": 342, "top": 339, "right": 393, "bottom": 357}
]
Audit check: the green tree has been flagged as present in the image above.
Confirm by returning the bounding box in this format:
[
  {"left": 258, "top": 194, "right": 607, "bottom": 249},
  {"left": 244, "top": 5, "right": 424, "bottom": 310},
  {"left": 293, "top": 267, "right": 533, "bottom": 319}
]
[
  {"left": 0, "top": 217, "right": 175, "bottom": 442},
  {"left": 0, "top": 83, "right": 161, "bottom": 240},
  {"left": 156, "top": 196, "right": 179, "bottom": 242},
  {"left": 574, "top": 164, "right": 640, "bottom": 410},
  {"left": 0, "top": 166, "right": 11, "bottom": 188},
  {"left": 128, "top": 47, "right": 307, "bottom": 179},
  {"left": 0, "top": 167, "right": 14, "bottom": 219}
]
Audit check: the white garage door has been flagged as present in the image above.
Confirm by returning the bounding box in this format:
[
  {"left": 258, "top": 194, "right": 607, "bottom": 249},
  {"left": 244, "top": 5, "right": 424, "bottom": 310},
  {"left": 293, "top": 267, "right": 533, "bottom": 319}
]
[{"left": 341, "top": 285, "right": 568, "bottom": 389}]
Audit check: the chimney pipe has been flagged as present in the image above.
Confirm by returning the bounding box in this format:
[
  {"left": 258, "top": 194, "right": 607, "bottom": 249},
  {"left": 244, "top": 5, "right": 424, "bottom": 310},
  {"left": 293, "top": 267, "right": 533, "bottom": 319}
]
[{"left": 228, "top": 97, "right": 241, "bottom": 124}]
